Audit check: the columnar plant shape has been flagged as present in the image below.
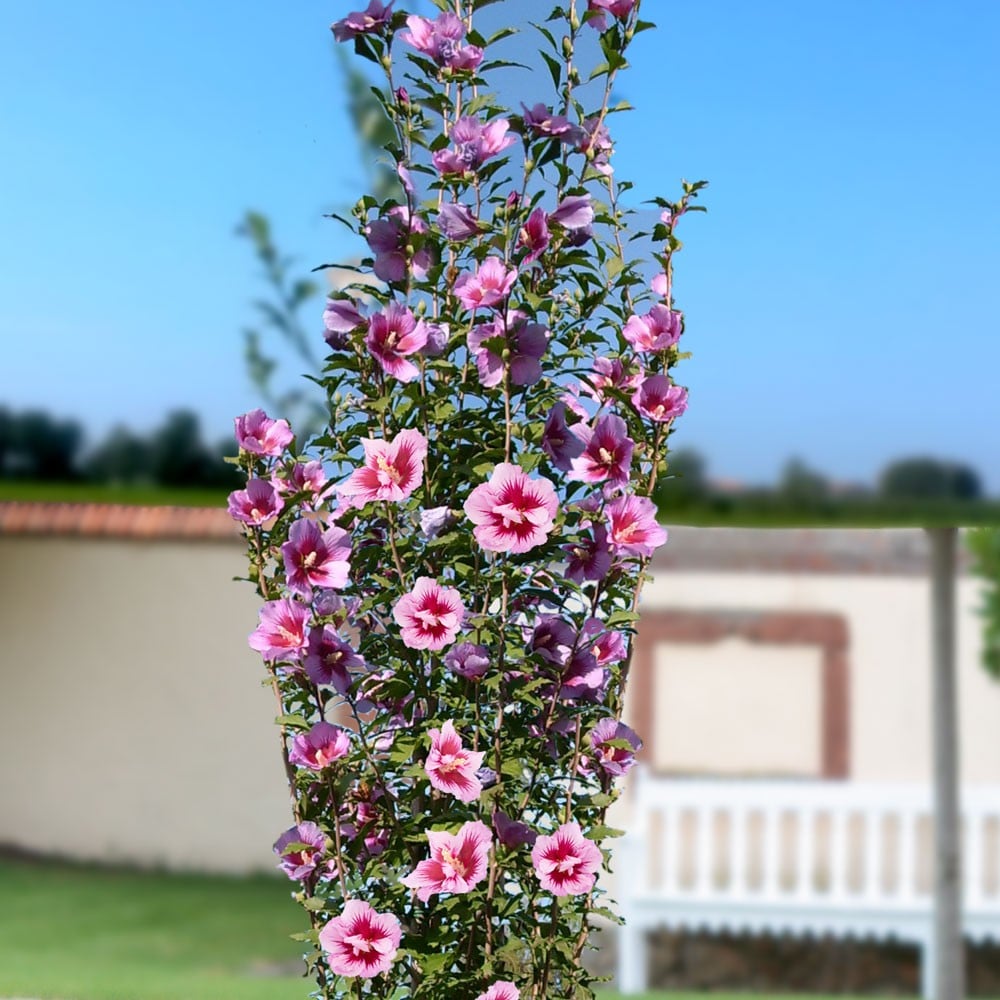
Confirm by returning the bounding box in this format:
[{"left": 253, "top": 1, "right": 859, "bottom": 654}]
[{"left": 231, "top": 1, "right": 704, "bottom": 997}]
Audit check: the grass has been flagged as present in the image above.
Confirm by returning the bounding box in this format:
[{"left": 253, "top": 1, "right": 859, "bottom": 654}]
[
  {"left": 0, "top": 856, "right": 889, "bottom": 1000},
  {"left": 0, "top": 480, "right": 229, "bottom": 508},
  {"left": 0, "top": 856, "right": 306, "bottom": 1000},
  {"left": 4, "top": 479, "right": 1000, "bottom": 529}
]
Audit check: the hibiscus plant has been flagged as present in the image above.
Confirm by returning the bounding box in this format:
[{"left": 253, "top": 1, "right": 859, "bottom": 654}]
[{"left": 230, "top": 1, "right": 703, "bottom": 997}]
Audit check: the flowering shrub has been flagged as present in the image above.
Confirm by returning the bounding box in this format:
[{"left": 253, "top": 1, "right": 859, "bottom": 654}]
[{"left": 232, "top": 1, "right": 704, "bottom": 997}]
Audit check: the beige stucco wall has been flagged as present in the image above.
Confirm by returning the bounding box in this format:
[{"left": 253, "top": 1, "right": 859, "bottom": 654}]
[
  {"left": 637, "top": 571, "right": 1000, "bottom": 785},
  {"left": 652, "top": 638, "right": 823, "bottom": 775},
  {"left": 0, "top": 536, "right": 289, "bottom": 873},
  {"left": 2, "top": 531, "right": 1000, "bottom": 873}
]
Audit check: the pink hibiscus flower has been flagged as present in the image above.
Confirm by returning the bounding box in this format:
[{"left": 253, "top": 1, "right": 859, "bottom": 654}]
[
  {"left": 393, "top": 577, "right": 465, "bottom": 650},
  {"left": 365, "top": 302, "right": 428, "bottom": 383},
  {"left": 585, "top": 355, "right": 644, "bottom": 402},
  {"left": 402, "top": 820, "right": 492, "bottom": 901},
  {"left": 576, "top": 115, "right": 613, "bottom": 175},
  {"left": 541, "top": 401, "right": 586, "bottom": 472},
  {"left": 522, "top": 103, "right": 580, "bottom": 141},
  {"left": 531, "top": 822, "right": 602, "bottom": 896},
  {"left": 438, "top": 202, "right": 481, "bottom": 241},
  {"left": 633, "top": 374, "right": 688, "bottom": 423},
  {"left": 340, "top": 428, "right": 427, "bottom": 504},
  {"left": 288, "top": 721, "right": 351, "bottom": 771},
  {"left": 273, "top": 460, "right": 330, "bottom": 504},
  {"left": 273, "top": 821, "right": 327, "bottom": 881},
  {"left": 606, "top": 494, "right": 668, "bottom": 556},
  {"left": 623, "top": 304, "right": 682, "bottom": 352},
  {"left": 586, "top": 0, "right": 637, "bottom": 31},
  {"left": 585, "top": 622, "right": 626, "bottom": 665},
  {"left": 477, "top": 984, "right": 520, "bottom": 1000},
  {"left": 234, "top": 408, "right": 293, "bottom": 457},
  {"left": 319, "top": 900, "right": 401, "bottom": 979},
  {"left": 303, "top": 626, "right": 364, "bottom": 693},
  {"left": 331, "top": 1, "right": 394, "bottom": 42},
  {"left": 281, "top": 519, "right": 352, "bottom": 598},
  {"left": 443, "top": 642, "right": 490, "bottom": 679},
  {"left": 432, "top": 116, "right": 515, "bottom": 175},
  {"left": 651, "top": 272, "right": 668, "bottom": 297},
  {"left": 464, "top": 463, "right": 559, "bottom": 554},
  {"left": 549, "top": 194, "right": 594, "bottom": 231},
  {"left": 467, "top": 312, "right": 549, "bottom": 388},
  {"left": 228, "top": 478, "right": 284, "bottom": 526},
  {"left": 587, "top": 718, "right": 642, "bottom": 776},
  {"left": 454, "top": 257, "right": 518, "bottom": 312},
  {"left": 365, "top": 207, "right": 432, "bottom": 283},
  {"left": 425, "top": 720, "right": 485, "bottom": 802},
  {"left": 517, "top": 206, "right": 551, "bottom": 263},
  {"left": 401, "top": 11, "right": 483, "bottom": 70},
  {"left": 323, "top": 299, "right": 365, "bottom": 350},
  {"left": 562, "top": 524, "right": 612, "bottom": 582},
  {"left": 248, "top": 598, "right": 310, "bottom": 661},
  {"left": 568, "top": 414, "right": 634, "bottom": 485}
]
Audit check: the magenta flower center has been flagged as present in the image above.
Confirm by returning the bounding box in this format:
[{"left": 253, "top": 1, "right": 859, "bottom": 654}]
[
  {"left": 493, "top": 501, "right": 528, "bottom": 526},
  {"left": 376, "top": 456, "right": 403, "bottom": 484},
  {"left": 344, "top": 930, "right": 377, "bottom": 955},
  {"left": 437, "top": 751, "right": 468, "bottom": 774},
  {"left": 414, "top": 608, "right": 443, "bottom": 628},
  {"left": 552, "top": 845, "right": 582, "bottom": 873},
  {"left": 441, "top": 846, "right": 469, "bottom": 879}
]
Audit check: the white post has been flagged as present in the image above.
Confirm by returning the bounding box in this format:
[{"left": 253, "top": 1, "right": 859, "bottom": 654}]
[
  {"left": 921, "top": 931, "right": 938, "bottom": 1000},
  {"left": 618, "top": 768, "right": 649, "bottom": 995},
  {"left": 928, "top": 526, "right": 964, "bottom": 1000},
  {"left": 617, "top": 910, "right": 648, "bottom": 995}
]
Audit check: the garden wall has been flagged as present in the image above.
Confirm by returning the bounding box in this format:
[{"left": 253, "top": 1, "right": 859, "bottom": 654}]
[{"left": 1, "top": 511, "right": 999, "bottom": 874}]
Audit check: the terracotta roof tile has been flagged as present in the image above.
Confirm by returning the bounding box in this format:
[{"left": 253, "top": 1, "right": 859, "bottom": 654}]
[
  {"left": 0, "top": 502, "right": 240, "bottom": 542},
  {"left": 651, "top": 525, "right": 969, "bottom": 576}
]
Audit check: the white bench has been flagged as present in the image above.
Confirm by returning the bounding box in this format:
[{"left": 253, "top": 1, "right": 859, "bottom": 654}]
[{"left": 616, "top": 770, "right": 1000, "bottom": 998}]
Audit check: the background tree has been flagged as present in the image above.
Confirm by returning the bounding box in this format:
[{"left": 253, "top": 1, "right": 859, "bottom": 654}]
[
  {"left": 147, "top": 410, "right": 241, "bottom": 489},
  {"left": 0, "top": 406, "right": 11, "bottom": 475},
  {"left": 655, "top": 447, "right": 708, "bottom": 506},
  {"left": 6, "top": 410, "right": 83, "bottom": 480},
  {"left": 778, "top": 456, "right": 830, "bottom": 508},
  {"left": 85, "top": 425, "right": 153, "bottom": 484},
  {"left": 880, "top": 456, "right": 982, "bottom": 502}
]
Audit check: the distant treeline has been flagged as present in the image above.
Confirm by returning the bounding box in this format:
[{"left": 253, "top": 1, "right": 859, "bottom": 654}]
[
  {"left": 0, "top": 407, "right": 241, "bottom": 489},
  {"left": 656, "top": 449, "right": 994, "bottom": 521},
  {"left": 1, "top": 406, "right": 993, "bottom": 514}
]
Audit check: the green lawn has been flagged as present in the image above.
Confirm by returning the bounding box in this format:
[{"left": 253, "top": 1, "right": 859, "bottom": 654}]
[
  {"left": 3, "top": 479, "right": 1000, "bottom": 529},
  {"left": 0, "top": 856, "right": 306, "bottom": 1000},
  {"left": 0, "top": 481, "right": 229, "bottom": 508},
  {"left": 0, "top": 856, "right": 887, "bottom": 1000}
]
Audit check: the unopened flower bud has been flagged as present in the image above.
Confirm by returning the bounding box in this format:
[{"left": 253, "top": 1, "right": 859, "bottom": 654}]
[{"left": 395, "top": 86, "right": 409, "bottom": 105}]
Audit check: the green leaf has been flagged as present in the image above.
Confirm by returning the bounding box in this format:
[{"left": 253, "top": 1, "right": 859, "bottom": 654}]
[
  {"left": 274, "top": 714, "right": 309, "bottom": 731},
  {"left": 540, "top": 50, "right": 562, "bottom": 89},
  {"left": 587, "top": 824, "right": 625, "bottom": 840}
]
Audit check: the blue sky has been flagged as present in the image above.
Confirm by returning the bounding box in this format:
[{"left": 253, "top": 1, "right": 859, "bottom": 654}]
[{"left": 2, "top": 1, "right": 998, "bottom": 489}]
